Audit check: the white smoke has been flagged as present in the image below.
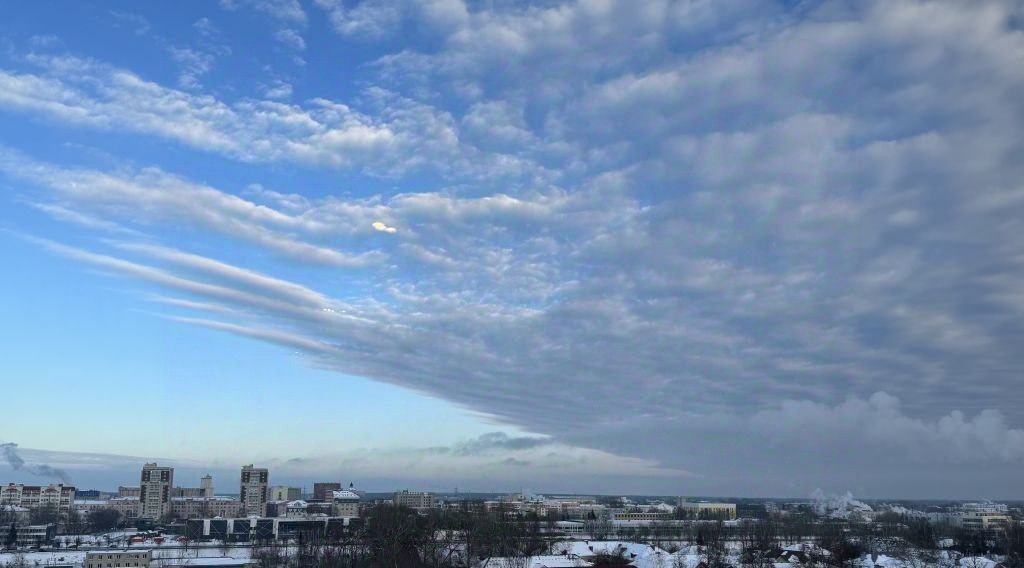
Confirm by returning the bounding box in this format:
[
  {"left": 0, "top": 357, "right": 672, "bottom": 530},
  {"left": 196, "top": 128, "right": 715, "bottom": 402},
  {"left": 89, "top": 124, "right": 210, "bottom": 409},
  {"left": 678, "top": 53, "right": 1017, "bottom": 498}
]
[{"left": 810, "top": 489, "right": 873, "bottom": 519}]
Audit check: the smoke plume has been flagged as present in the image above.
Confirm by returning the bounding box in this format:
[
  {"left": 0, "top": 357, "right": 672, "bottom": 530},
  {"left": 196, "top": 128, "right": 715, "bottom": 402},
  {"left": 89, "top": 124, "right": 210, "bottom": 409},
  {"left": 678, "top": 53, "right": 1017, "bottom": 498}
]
[{"left": 0, "top": 442, "right": 74, "bottom": 484}]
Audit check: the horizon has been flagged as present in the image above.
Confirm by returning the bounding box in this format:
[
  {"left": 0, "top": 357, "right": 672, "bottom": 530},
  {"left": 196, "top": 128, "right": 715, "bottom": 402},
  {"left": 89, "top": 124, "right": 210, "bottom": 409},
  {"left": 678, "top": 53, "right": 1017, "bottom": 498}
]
[{"left": 2, "top": 0, "right": 1024, "bottom": 501}]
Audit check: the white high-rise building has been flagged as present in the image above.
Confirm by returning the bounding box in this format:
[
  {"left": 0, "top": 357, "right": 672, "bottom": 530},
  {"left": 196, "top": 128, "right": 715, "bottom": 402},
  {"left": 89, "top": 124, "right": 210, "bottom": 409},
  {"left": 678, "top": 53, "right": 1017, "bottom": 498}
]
[
  {"left": 140, "top": 463, "right": 174, "bottom": 520},
  {"left": 240, "top": 465, "right": 269, "bottom": 517},
  {"left": 201, "top": 474, "right": 214, "bottom": 498}
]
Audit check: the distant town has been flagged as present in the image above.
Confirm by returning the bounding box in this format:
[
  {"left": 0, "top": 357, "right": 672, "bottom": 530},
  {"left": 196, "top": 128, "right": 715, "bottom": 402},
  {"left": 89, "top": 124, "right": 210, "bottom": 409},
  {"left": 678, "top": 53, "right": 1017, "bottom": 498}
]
[{"left": 1, "top": 463, "right": 1022, "bottom": 567}]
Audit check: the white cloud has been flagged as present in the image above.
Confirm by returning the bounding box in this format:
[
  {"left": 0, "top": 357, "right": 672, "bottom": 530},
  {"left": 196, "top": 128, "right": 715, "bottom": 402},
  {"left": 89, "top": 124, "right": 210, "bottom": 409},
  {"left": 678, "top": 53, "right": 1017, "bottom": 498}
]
[
  {"left": 273, "top": 28, "right": 306, "bottom": 50},
  {"left": 220, "top": 0, "right": 307, "bottom": 26},
  {"left": 263, "top": 80, "right": 293, "bottom": 100},
  {"left": 313, "top": 0, "right": 402, "bottom": 39},
  {"left": 0, "top": 54, "right": 544, "bottom": 179},
  {"left": 166, "top": 46, "right": 215, "bottom": 89},
  {"left": 0, "top": 149, "right": 378, "bottom": 266},
  {"left": 27, "top": 34, "right": 62, "bottom": 49},
  {"left": 108, "top": 11, "right": 151, "bottom": 36}
]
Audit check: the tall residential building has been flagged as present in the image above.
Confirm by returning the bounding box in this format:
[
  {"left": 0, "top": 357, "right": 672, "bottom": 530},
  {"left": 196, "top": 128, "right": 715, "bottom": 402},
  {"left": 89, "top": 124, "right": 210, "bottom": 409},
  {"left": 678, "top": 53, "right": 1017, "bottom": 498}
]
[
  {"left": 240, "top": 465, "right": 269, "bottom": 516},
  {"left": 270, "top": 486, "right": 302, "bottom": 501},
  {"left": 140, "top": 463, "right": 174, "bottom": 520},
  {"left": 393, "top": 490, "right": 435, "bottom": 511},
  {"left": 313, "top": 482, "right": 341, "bottom": 502}
]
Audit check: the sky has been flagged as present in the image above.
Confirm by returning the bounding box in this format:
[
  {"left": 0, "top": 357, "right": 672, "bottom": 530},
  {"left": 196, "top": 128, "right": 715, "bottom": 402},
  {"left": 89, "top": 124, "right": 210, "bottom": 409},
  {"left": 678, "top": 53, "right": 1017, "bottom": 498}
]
[{"left": 0, "top": 0, "right": 1023, "bottom": 500}]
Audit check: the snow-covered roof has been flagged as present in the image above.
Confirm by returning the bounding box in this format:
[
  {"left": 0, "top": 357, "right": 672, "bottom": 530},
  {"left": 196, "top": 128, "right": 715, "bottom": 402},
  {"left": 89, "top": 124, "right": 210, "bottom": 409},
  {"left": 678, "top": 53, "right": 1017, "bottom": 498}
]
[
  {"left": 477, "top": 555, "right": 592, "bottom": 568},
  {"left": 332, "top": 490, "right": 360, "bottom": 500},
  {"left": 551, "top": 541, "right": 672, "bottom": 568},
  {"left": 159, "top": 557, "right": 252, "bottom": 566}
]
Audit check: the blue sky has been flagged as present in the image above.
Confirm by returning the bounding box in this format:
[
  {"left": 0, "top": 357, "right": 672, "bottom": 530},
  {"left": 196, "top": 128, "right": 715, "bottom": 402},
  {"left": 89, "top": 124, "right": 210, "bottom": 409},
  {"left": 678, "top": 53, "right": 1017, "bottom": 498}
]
[{"left": 2, "top": 0, "right": 1024, "bottom": 499}]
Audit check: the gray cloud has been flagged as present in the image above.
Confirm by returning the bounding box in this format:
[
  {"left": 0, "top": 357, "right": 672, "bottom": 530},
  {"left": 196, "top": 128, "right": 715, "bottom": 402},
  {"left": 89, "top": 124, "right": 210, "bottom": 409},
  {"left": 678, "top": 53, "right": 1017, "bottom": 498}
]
[{"left": 450, "top": 433, "right": 552, "bottom": 456}]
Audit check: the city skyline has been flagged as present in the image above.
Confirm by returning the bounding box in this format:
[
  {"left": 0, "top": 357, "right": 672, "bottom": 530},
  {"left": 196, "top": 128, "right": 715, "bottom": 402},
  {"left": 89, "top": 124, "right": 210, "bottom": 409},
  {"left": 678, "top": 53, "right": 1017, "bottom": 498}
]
[{"left": 2, "top": 0, "right": 1024, "bottom": 500}]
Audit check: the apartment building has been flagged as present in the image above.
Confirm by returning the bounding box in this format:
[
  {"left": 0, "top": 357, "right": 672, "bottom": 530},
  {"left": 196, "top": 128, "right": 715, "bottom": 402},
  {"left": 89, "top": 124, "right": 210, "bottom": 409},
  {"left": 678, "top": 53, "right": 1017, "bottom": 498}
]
[
  {"left": 240, "top": 465, "right": 269, "bottom": 517},
  {"left": 140, "top": 463, "right": 174, "bottom": 520},
  {"left": 85, "top": 549, "right": 152, "bottom": 568},
  {"left": 170, "top": 497, "right": 243, "bottom": 519},
  {"left": 0, "top": 483, "right": 76, "bottom": 514},
  {"left": 393, "top": 490, "right": 435, "bottom": 511},
  {"left": 109, "top": 496, "right": 142, "bottom": 519},
  {"left": 118, "top": 486, "right": 141, "bottom": 498}
]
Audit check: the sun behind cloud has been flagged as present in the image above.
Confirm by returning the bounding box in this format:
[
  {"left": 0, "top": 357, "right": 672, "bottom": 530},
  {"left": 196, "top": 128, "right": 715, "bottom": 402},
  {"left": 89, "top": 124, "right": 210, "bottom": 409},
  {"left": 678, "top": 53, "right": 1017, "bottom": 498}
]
[{"left": 372, "top": 221, "right": 397, "bottom": 233}]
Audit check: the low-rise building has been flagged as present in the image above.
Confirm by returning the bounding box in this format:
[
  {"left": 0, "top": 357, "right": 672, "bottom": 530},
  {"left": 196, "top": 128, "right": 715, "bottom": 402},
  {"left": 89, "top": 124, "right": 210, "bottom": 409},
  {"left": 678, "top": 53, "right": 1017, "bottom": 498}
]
[
  {"left": 160, "top": 557, "right": 254, "bottom": 567},
  {"left": 285, "top": 500, "right": 310, "bottom": 518},
  {"left": 85, "top": 549, "right": 152, "bottom": 568},
  {"left": 394, "top": 490, "right": 435, "bottom": 511},
  {"left": 676, "top": 500, "right": 737, "bottom": 519},
  {"left": 0, "top": 504, "right": 30, "bottom": 524},
  {"left": 14, "top": 524, "right": 56, "bottom": 548},
  {"left": 609, "top": 510, "right": 672, "bottom": 521}
]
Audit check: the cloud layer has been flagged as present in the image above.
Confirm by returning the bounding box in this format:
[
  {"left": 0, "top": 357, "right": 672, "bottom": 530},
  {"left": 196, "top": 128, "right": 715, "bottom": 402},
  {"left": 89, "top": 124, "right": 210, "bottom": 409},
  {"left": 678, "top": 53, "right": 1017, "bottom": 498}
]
[{"left": 2, "top": 0, "right": 1024, "bottom": 496}]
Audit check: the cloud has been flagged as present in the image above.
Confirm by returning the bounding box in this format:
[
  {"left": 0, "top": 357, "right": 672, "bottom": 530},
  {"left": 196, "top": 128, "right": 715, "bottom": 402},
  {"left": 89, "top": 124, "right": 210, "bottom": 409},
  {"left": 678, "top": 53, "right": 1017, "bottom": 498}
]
[
  {"left": 219, "top": 0, "right": 307, "bottom": 26},
  {"left": 0, "top": 149, "right": 379, "bottom": 266},
  {"left": 371, "top": 221, "right": 397, "bottom": 233},
  {"left": 1, "top": 436, "right": 685, "bottom": 493},
  {"left": 263, "top": 80, "right": 293, "bottom": 100},
  {"left": 108, "top": 11, "right": 151, "bottom": 36},
  {"left": 27, "top": 35, "right": 62, "bottom": 49},
  {"left": 751, "top": 393, "right": 1024, "bottom": 464},
  {"left": 5, "top": 0, "right": 1024, "bottom": 496},
  {"left": 313, "top": 0, "right": 402, "bottom": 40},
  {"left": 266, "top": 432, "right": 689, "bottom": 483},
  {"left": 0, "top": 54, "right": 528, "bottom": 178},
  {"left": 273, "top": 29, "right": 306, "bottom": 51},
  {"left": 166, "top": 46, "right": 215, "bottom": 89}
]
